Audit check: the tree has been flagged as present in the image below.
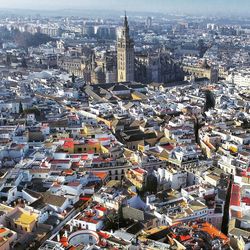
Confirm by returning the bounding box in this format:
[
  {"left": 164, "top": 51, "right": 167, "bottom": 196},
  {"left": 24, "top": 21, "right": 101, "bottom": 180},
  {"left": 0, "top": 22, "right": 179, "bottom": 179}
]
[
  {"left": 104, "top": 206, "right": 124, "bottom": 231},
  {"left": 23, "top": 107, "right": 42, "bottom": 120},
  {"left": 221, "top": 175, "right": 233, "bottom": 235},
  {"left": 204, "top": 90, "right": 215, "bottom": 112},
  {"left": 14, "top": 30, "right": 54, "bottom": 49},
  {"left": 193, "top": 115, "right": 203, "bottom": 144},
  {"left": 19, "top": 101, "right": 23, "bottom": 114},
  {"left": 242, "top": 118, "right": 250, "bottom": 129},
  {"left": 145, "top": 174, "right": 158, "bottom": 194},
  {"left": 198, "top": 39, "right": 209, "bottom": 58},
  {"left": 71, "top": 73, "right": 76, "bottom": 83},
  {"left": 21, "top": 57, "right": 27, "bottom": 68},
  {"left": 6, "top": 53, "right": 11, "bottom": 66}
]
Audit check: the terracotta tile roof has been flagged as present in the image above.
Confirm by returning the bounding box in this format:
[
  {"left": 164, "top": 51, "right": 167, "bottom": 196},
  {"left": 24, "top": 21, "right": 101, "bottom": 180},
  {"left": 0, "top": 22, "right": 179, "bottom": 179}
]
[
  {"left": 67, "top": 181, "right": 81, "bottom": 187},
  {"left": 80, "top": 196, "right": 91, "bottom": 201},
  {"left": 230, "top": 184, "right": 241, "bottom": 207},
  {"left": 60, "top": 236, "right": 68, "bottom": 247},
  {"left": 92, "top": 171, "right": 108, "bottom": 180},
  {"left": 30, "top": 169, "right": 50, "bottom": 173},
  {"left": 0, "top": 228, "right": 7, "bottom": 234},
  {"left": 50, "top": 159, "right": 71, "bottom": 164},
  {"left": 133, "top": 168, "right": 146, "bottom": 175},
  {"left": 95, "top": 205, "right": 107, "bottom": 212},
  {"left": 80, "top": 217, "right": 98, "bottom": 224},
  {"left": 63, "top": 141, "right": 74, "bottom": 149}
]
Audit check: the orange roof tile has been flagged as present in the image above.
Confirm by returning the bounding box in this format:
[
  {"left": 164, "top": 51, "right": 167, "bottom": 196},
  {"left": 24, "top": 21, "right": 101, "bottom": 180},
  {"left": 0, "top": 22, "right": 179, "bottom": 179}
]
[
  {"left": 231, "top": 184, "right": 241, "bottom": 207},
  {"left": 63, "top": 141, "right": 74, "bottom": 149},
  {"left": 92, "top": 171, "right": 108, "bottom": 180},
  {"left": 60, "top": 236, "right": 68, "bottom": 247},
  {"left": 0, "top": 228, "right": 7, "bottom": 234}
]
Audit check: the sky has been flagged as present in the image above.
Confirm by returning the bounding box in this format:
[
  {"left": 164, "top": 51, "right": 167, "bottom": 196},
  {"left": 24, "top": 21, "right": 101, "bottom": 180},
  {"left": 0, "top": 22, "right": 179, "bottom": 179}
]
[{"left": 0, "top": 0, "right": 249, "bottom": 15}]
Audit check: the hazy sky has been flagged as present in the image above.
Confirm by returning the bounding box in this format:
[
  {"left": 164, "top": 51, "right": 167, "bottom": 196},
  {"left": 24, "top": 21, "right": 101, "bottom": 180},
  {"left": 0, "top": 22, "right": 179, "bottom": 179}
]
[{"left": 0, "top": 0, "right": 249, "bottom": 15}]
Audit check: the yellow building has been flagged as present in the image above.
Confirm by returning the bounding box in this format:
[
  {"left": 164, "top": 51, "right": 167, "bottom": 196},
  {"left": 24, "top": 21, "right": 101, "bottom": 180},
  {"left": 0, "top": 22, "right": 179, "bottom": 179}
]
[
  {"left": 125, "top": 168, "right": 147, "bottom": 190},
  {"left": 131, "top": 91, "right": 147, "bottom": 100},
  {"left": 7, "top": 207, "right": 38, "bottom": 233},
  {"left": 82, "top": 125, "right": 104, "bottom": 137},
  {"left": 62, "top": 138, "right": 107, "bottom": 155}
]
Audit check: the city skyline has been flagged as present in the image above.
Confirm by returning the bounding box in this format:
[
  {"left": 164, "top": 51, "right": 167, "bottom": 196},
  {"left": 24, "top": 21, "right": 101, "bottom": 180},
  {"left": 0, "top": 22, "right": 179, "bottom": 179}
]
[
  {"left": 0, "top": 0, "right": 249, "bottom": 249},
  {"left": 0, "top": 0, "right": 250, "bottom": 15}
]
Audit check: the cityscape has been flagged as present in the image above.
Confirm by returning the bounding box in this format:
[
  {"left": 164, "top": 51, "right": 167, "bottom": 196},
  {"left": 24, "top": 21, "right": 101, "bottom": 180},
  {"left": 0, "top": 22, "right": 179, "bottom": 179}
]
[{"left": 0, "top": 0, "right": 249, "bottom": 249}]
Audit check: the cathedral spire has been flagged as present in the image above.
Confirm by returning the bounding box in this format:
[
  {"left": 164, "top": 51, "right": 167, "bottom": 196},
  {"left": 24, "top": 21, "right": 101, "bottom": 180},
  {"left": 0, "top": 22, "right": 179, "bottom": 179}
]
[{"left": 124, "top": 11, "right": 129, "bottom": 29}]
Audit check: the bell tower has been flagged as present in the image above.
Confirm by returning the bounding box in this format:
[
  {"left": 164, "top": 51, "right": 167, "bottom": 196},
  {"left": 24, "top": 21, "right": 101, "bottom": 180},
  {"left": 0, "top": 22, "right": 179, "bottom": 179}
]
[{"left": 117, "top": 12, "right": 135, "bottom": 82}]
